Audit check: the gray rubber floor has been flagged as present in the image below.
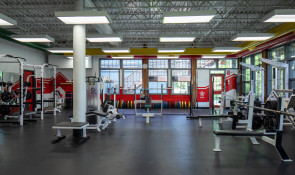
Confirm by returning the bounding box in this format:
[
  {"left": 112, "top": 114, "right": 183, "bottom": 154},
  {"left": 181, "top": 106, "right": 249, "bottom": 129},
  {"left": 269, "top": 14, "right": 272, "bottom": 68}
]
[{"left": 0, "top": 109, "right": 295, "bottom": 175}]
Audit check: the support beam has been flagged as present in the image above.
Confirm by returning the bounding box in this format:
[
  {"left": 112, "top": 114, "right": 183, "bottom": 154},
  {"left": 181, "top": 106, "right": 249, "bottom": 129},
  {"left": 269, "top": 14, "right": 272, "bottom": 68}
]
[
  {"left": 191, "top": 59, "right": 197, "bottom": 108},
  {"left": 73, "top": 0, "right": 86, "bottom": 123},
  {"left": 262, "top": 50, "right": 268, "bottom": 102},
  {"left": 142, "top": 58, "right": 148, "bottom": 90}
]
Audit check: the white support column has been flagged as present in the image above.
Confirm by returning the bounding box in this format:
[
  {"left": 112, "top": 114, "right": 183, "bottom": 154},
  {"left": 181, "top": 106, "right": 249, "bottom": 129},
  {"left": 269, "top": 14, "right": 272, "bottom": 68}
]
[
  {"left": 73, "top": 24, "right": 86, "bottom": 122},
  {"left": 40, "top": 66, "right": 44, "bottom": 120},
  {"left": 53, "top": 66, "right": 57, "bottom": 116},
  {"left": 247, "top": 93, "right": 254, "bottom": 131},
  {"left": 19, "top": 61, "right": 24, "bottom": 126},
  {"left": 274, "top": 68, "right": 278, "bottom": 90},
  {"left": 261, "top": 70, "right": 264, "bottom": 103},
  {"left": 285, "top": 67, "right": 289, "bottom": 98}
]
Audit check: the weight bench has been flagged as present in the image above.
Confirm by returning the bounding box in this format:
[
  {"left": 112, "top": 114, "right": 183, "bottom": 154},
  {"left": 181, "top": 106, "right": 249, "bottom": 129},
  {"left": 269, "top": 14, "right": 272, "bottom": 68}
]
[
  {"left": 142, "top": 113, "right": 155, "bottom": 123},
  {"left": 141, "top": 99, "right": 155, "bottom": 124},
  {"left": 3, "top": 111, "right": 37, "bottom": 122},
  {"left": 211, "top": 129, "right": 295, "bottom": 162},
  {"left": 187, "top": 114, "right": 234, "bottom": 127},
  {"left": 52, "top": 122, "right": 89, "bottom": 144},
  {"left": 213, "top": 130, "right": 272, "bottom": 151}
]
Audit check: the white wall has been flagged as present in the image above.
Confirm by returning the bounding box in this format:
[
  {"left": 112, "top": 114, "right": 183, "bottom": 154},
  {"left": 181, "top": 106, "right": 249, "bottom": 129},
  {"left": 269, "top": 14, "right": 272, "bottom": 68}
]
[
  {"left": 48, "top": 55, "right": 93, "bottom": 69},
  {"left": 225, "top": 69, "right": 238, "bottom": 107},
  {"left": 197, "top": 69, "right": 210, "bottom": 108},
  {"left": 0, "top": 38, "right": 47, "bottom": 78},
  {"left": 49, "top": 55, "right": 99, "bottom": 80}
]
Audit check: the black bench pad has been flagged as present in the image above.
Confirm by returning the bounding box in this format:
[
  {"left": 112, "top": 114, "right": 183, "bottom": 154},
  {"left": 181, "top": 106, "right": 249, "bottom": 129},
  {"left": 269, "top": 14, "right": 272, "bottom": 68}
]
[
  {"left": 213, "top": 130, "right": 266, "bottom": 136},
  {"left": 53, "top": 122, "right": 88, "bottom": 127},
  {"left": 194, "top": 115, "right": 233, "bottom": 118}
]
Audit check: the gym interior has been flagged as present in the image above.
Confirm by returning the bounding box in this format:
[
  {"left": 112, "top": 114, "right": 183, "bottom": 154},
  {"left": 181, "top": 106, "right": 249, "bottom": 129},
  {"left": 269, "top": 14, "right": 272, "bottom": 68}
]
[{"left": 1, "top": 1, "right": 295, "bottom": 174}]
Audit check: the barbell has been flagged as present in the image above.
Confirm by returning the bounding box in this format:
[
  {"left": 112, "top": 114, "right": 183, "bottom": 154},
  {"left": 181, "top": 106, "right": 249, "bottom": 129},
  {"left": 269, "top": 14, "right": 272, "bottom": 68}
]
[{"left": 235, "top": 102, "right": 295, "bottom": 117}]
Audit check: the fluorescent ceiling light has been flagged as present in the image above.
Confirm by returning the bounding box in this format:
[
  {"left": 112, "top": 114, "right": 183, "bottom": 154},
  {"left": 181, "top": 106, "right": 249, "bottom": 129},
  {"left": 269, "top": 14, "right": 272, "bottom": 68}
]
[
  {"left": 163, "top": 10, "right": 216, "bottom": 23},
  {"left": 160, "top": 34, "right": 195, "bottom": 42},
  {"left": 12, "top": 35, "right": 54, "bottom": 42},
  {"left": 55, "top": 11, "right": 111, "bottom": 24},
  {"left": 231, "top": 33, "right": 274, "bottom": 41},
  {"left": 47, "top": 48, "right": 73, "bottom": 53},
  {"left": 202, "top": 55, "right": 226, "bottom": 59},
  {"left": 112, "top": 56, "right": 134, "bottom": 59},
  {"left": 158, "top": 48, "right": 185, "bottom": 53},
  {"left": 67, "top": 56, "right": 89, "bottom": 59},
  {"left": 102, "top": 48, "right": 130, "bottom": 53},
  {"left": 87, "top": 34, "right": 122, "bottom": 42},
  {"left": 157, "top": 55, "right": 179, "bottom": 59},
  {"left": 0, "top": 13, "right": 17, "bottom": 26},
  {"left": 263, "top": 9, "right": 295, "bottom": 22},
  {"left": 212, "top": 47, "right": 242, "bottom": 52}
]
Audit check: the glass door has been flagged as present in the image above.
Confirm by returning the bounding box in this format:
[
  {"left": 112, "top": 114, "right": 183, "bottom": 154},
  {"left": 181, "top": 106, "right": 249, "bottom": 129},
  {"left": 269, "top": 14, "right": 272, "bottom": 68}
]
[{"left": 210, "top": 74, "right": 224, "bottom": 108}]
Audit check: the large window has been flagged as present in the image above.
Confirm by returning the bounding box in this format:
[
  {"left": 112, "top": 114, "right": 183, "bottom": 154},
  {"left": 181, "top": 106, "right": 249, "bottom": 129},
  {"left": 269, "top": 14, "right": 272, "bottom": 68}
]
[
  {"left": 148, "top": 60, "right": 169, "bottom": 94},
  {"left": 270, "top": 46, "right": 285, "bottom": 61},
  {"left": 148, "top": 60, "right": 168, "bottom": 94},
  {"left": 288, "top": 42, "right": 295, "bottom": 59},
  {"left": 123, "top": 60, "right": 142, "bottom": 68},
  {"left": 148, "top": 70, "right": 167, "bottom": 94},
  {"left": 123, "top": 60, "right": 143, "bottom": 94},
  {"left": 242, "top": 57, "right": 251, "bottom": 94},
  {"left": 100, "top": 60, "right": 120, "bottom": 94},
  {"left": 171, "top": 60, "right": 191, "bottom": 68},
  {"left": 197, "top": 60, "right": 216, "bottom": 68},
  {"left": 100, "top": 70, "right": 120, "bottom": 94},
  {"left": 254, "top": 53, "right": 263, "bottom": 99},
  {"left": 268, "top": 46, "right": 285, "bottom": 93},
  {"left": 171, "top": 59, "right": 191, "bottom": 94},
  {"left": 289, "top": 43, "right": 295, "bottom": 89},
  {"left": 149, "top": 60, "right": 168, "bottom": 68},
  {"left": 100, "top": 60, "right": 120, "bottom": 68},
  {"left": 172, "top": 70, "right": 191, "bottom": 94},
  {"left": 218, "top": 59, "right": 238, "bottom": 68},
  {"left": 123, "top": 70, "right": 142, "bottom": 94}
]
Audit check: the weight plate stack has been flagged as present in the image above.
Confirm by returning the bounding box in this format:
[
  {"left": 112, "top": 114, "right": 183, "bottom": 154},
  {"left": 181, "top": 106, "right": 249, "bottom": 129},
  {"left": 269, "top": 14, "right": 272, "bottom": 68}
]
[
  {"left": 1, "top": 91, "right": 13, "bottom": 102},
  {"left": 264, "top": 100, "right": 278, "bottom": 115},
  {"left": 0, "top": 105, "right": 10, "bottom": 116},
  {"left": 252, "top": 115, "right": 263, "bottom": 130}
]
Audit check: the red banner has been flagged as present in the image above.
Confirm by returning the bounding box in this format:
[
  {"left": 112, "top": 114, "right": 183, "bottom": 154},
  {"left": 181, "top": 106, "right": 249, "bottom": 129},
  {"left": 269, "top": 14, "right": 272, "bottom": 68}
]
[{"left": 197, "top": 86, "right": 209, "bottom": 102}]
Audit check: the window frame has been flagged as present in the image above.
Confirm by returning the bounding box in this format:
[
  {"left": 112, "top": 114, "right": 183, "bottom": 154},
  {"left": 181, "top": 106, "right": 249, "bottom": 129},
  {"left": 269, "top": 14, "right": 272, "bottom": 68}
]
[
  {"left": 242, "top": 56, "right": 252, "bottom": 94},
  {"left": 99, "top": 59, "right": 121, "bottom": 94},
  {"left": 122, "top": 59, "right": 143, "bottom": 94},
  {"left": 148, "top": 59, "right": 169, "bottom": 95},
  {"left": 267, "top": 46, "right": 286, "bottom": 95},
  {"left": 217, "top": 59, "right": 238, "bottom": 69},
  {"left": 123, "top": 69, "right": 143, "bottom": 94},
  {"left": 197, "top": 59, "right": 217, "bottom": 69},
  {"left": 171, "top": 59, "right": 191, "bottom": 95}
]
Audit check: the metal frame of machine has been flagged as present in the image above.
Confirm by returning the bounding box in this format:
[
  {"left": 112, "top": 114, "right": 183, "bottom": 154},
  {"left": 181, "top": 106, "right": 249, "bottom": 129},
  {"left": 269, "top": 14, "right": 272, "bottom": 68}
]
[{"left": 213, "top": 93, "right": 294, "bottom": 162}]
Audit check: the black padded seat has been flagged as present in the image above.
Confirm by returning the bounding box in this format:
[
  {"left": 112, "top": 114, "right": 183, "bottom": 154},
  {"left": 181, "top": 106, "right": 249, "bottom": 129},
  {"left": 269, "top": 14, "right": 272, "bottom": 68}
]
[{"left": 86, "top": 111, "right": 108, "bottom": 117}]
